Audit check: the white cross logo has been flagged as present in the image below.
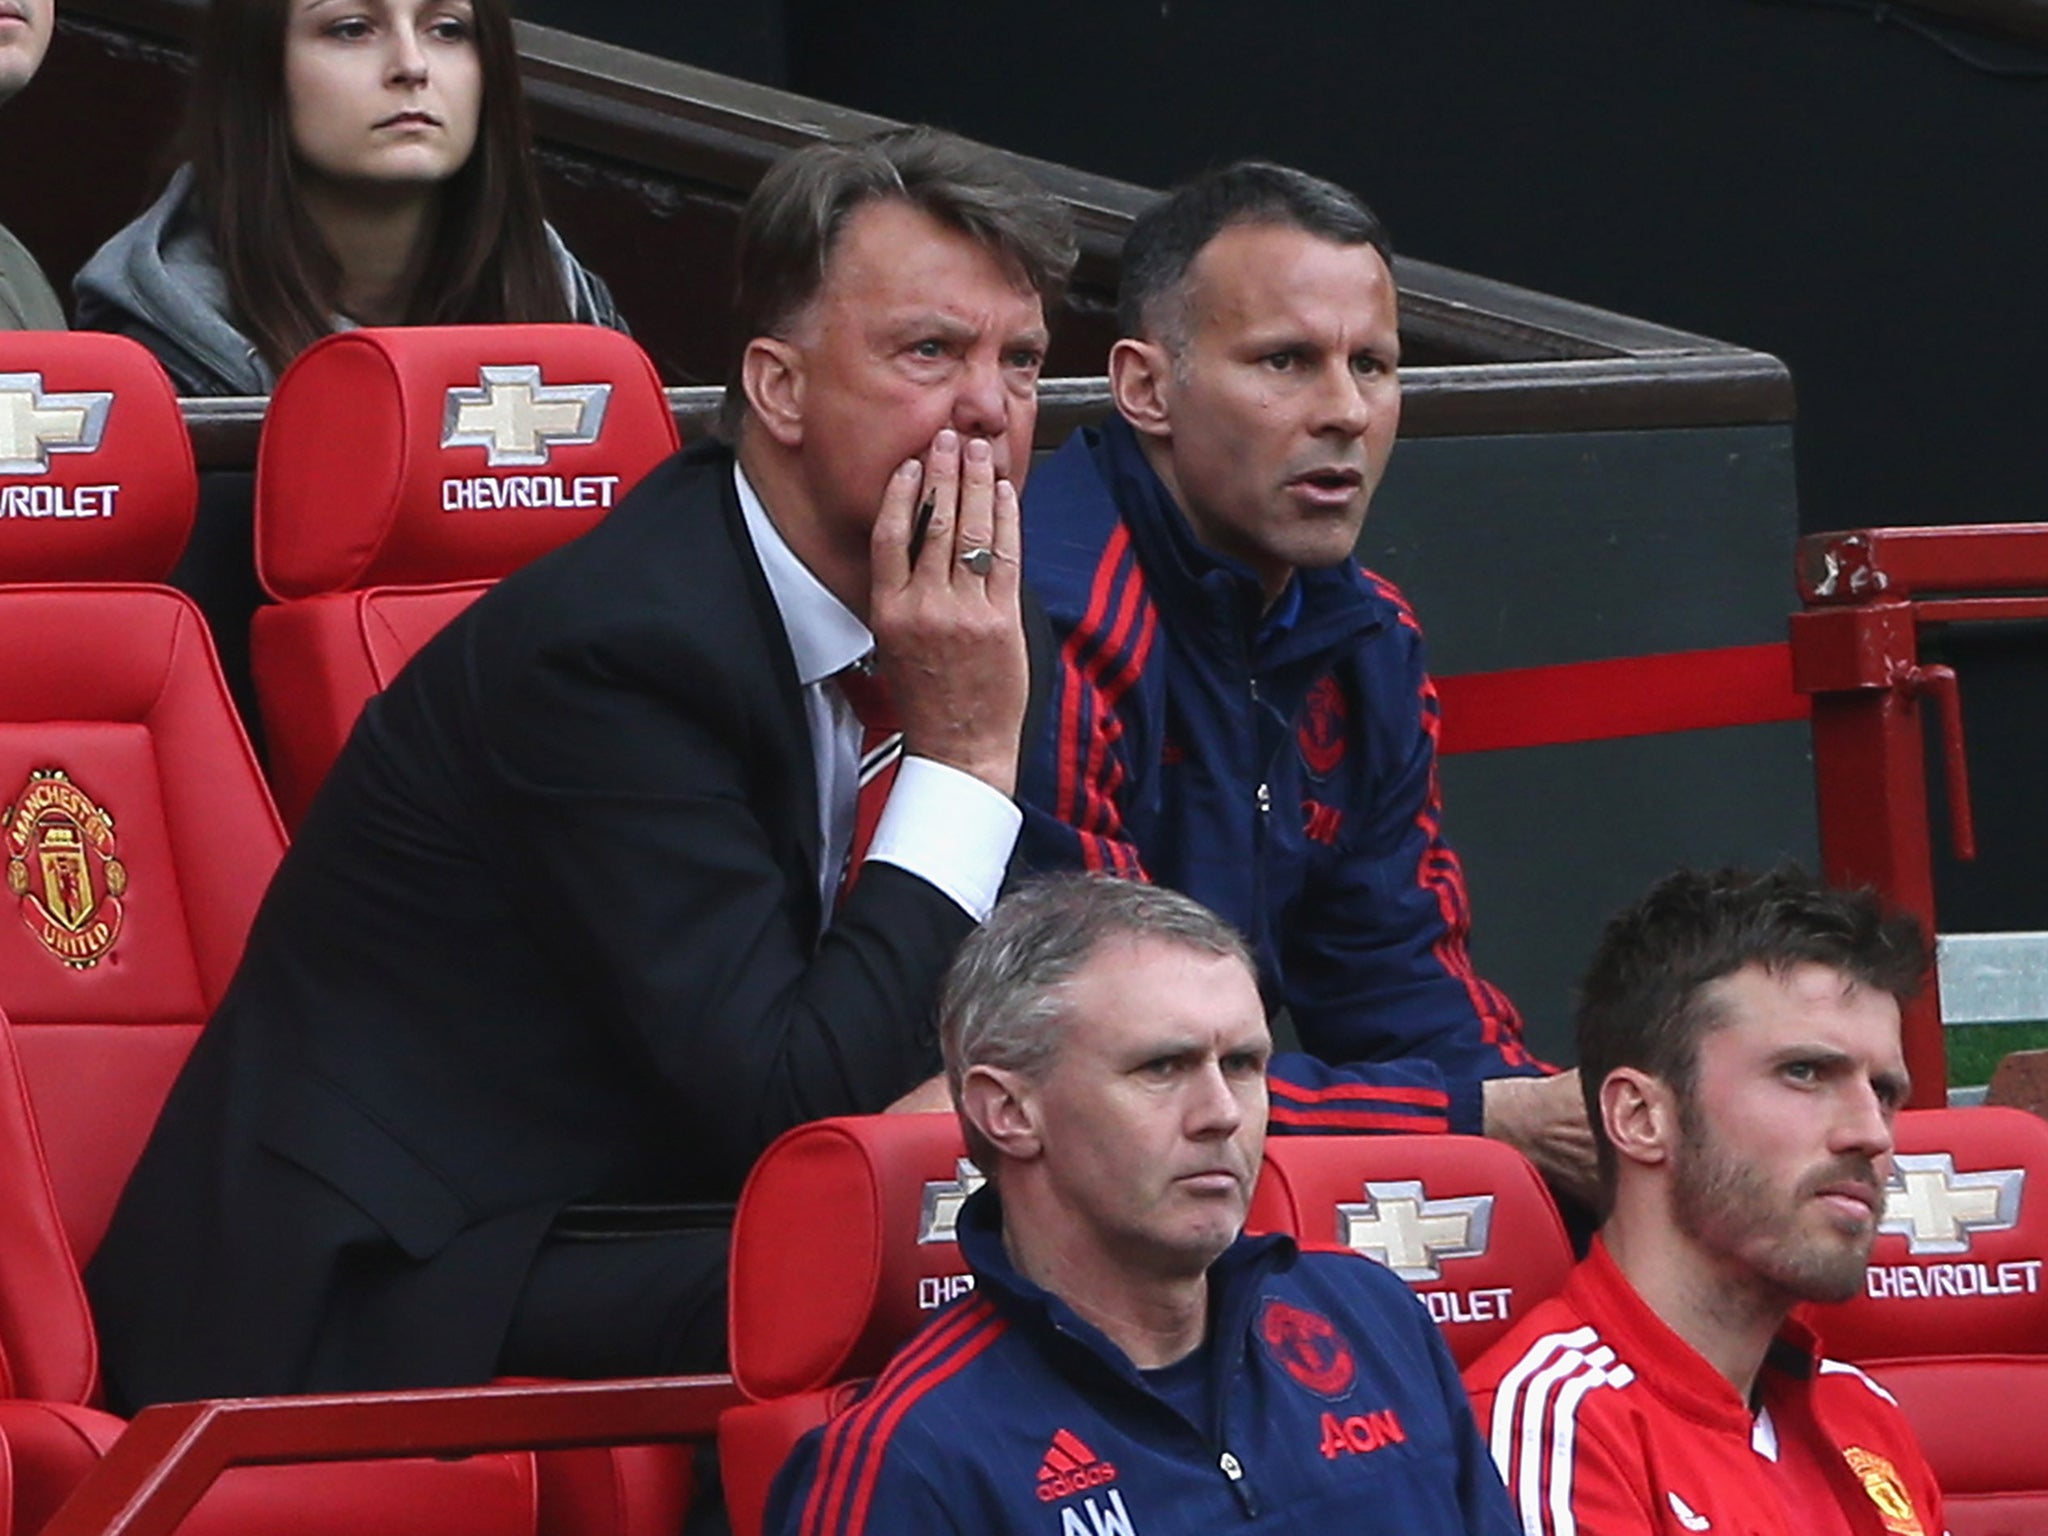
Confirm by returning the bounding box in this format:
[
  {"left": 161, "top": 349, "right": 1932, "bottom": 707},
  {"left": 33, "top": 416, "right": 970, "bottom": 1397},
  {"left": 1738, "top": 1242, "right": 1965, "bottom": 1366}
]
[
  {"left": 918, "top": 1157, "right": 987, "bottom": 1245},
  {"left": 1336, "top": 1179, "right": 1494, "bottom": 1281},
  {"left": 1877, "top": 1152, "right": 2023, "bottom": 1255},
  {"left": 441, "top": 365, "right": 611, "bottom": 467},
  {"left": 0, "top": 373, "right": 114, "bottom": 475}
]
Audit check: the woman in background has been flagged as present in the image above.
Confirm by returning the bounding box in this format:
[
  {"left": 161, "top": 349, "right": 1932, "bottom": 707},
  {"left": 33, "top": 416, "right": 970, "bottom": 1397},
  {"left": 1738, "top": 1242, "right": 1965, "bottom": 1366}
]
[{"left": 76, "top": 0, "right": 620, "bottom": 395}]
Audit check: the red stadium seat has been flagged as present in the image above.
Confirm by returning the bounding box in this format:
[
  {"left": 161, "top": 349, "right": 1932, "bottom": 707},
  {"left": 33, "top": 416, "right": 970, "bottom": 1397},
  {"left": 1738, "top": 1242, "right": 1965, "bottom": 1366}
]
[
  {"left": 0, "top": 331, "right": 279, "bottom": 1267},
  {"left": 251, "top": 324, "right": 679, "bottom": 829},
  {"left": 1808, "top": 1106, "right": 2048, "bottom": 1536},
  {"left": 720, "top": 1120, "right": 1576, "bottom": 1532},
  {"left": 251, "top": 326, "right": 696, "bottom": 1536},
  {"left": 1252, "top": 1133, "right": 1574, "bottom": 1366},
  {"left": 1817, "top": 1106, "right": 2048, "bottom": 1358},
  {"left": 721, "top": 1115, "right": 980, "bottom": 1536},
  {"left": 0, "top": 331, "right": 537, "bottom": 1536}
]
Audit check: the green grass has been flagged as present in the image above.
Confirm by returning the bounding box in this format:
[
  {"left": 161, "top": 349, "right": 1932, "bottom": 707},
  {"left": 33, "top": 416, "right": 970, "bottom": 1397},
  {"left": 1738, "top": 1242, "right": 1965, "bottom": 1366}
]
[{"left": 1946, "top": 1021, "right": 2048, "bottom": 1088}]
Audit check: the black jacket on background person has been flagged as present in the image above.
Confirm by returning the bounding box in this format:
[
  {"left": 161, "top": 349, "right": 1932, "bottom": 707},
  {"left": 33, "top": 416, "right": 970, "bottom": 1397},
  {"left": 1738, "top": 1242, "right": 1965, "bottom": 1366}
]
[{"left": 86, "top": 441, "right": 1006, "bottom": 1410}]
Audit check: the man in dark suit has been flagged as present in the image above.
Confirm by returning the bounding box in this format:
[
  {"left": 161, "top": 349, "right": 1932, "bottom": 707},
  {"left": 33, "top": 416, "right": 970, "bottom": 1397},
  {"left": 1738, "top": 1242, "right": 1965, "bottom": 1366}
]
[{"left": 86, "top": 127, "right": 1077, "bottom": 1408}]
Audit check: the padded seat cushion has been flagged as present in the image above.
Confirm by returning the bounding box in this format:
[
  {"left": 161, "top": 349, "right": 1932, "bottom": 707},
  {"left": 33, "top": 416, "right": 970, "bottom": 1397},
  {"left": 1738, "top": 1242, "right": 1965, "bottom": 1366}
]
[
  {"left": 1813, "top": 1107, "right": 2048, "bottom": 1361},
  {"left": 729, "top": 1115, "right": 979, "bottom": 1402},
  {"left": 251, "top": 325, "right": 680, "bottom": 829},
  {"left": 1253, "top": 1133, "right": 1572, "bottom": 1366},
  {"left": 1865, "top": 1353, "right": 2048, "bottom": 1495},
  {"left": 255, "top": 325, "right": 678, "bottom": 601},
  {"left": 249, "top": 583, "right": 488, "bottom": 830},
  {"left": 0, "top": 333, "right": 195, "bottom": 584}
]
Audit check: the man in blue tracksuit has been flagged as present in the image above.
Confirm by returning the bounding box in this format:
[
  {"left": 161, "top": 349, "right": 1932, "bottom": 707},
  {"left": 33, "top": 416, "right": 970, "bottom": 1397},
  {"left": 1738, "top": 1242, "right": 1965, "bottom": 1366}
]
[
  {"left": 1019, "top": 160, "right": 1592, "bottom": 1199},
  {"left": 768, "top": 876, "right": 1518, "bottom": 1536}
]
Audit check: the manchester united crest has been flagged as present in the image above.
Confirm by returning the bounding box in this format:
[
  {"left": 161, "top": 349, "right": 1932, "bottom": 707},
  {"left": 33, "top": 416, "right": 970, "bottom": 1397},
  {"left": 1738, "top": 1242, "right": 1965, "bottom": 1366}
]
[
  {"left": 1843, "top": 1447, "right": 1924, "bottom": 1536},
  {"left": 1297, "top": 675, "right": 1348, "bottom": 779},
  {"left": 1258, "top": 1296, "right": 1357, "bottom": 1399},
  {"left": 4, "top": 769, "right": 126, "bottom": 969}
]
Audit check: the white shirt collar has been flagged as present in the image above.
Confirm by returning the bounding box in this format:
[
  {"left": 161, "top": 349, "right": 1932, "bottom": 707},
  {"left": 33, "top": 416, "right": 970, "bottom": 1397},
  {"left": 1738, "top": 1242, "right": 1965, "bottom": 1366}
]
[{"left": 733, "top": 461, "right": 872, "bottom": 687}]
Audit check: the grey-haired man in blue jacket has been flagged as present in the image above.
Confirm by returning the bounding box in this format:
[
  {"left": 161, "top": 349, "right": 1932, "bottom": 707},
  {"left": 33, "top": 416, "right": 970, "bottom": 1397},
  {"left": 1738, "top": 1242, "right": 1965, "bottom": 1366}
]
[{"left": 770, "top": 875, "right": 1516, "bottom": 1536}]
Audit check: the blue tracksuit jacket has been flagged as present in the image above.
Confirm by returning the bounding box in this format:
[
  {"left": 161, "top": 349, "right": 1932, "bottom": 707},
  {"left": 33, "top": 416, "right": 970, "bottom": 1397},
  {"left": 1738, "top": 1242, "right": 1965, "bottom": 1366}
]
[
  {"left": 768, "top": 1188, "right": 1518, "bottom": 1536},
  {"left": 1019, "top": 418, "right": 1544, "bottom": 1135}
]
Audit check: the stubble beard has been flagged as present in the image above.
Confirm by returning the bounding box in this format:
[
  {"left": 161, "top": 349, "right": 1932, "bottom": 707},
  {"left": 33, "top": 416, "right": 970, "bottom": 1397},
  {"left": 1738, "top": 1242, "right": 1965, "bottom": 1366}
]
[{"left": 1670, "top": 1099, "right": 1877, "bottom": 1308}]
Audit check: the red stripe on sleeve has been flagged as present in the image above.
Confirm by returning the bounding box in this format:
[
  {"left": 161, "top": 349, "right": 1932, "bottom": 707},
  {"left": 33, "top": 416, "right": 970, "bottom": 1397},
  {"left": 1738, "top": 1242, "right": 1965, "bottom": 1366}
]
[
  {"left": 1051, "top": 526, "right": 1157, "bottom": 875},
  {"left": 1077, "top": 582, "right": 1153, "bottom": 838},
  {"left": 1407, "top": 668, "right": 1542, "bottom": 1069},
  {"left": 1360, "top": 568, "right": 1422, "bottom": 634},
  {"left": 816, "top": 1301, "right": 1008, "bottom": 1536},
  {"left": 1270, "top": 1104, "right": 1453, "bottom": 1134},
  {"left": 1271, "top": 1080, "right": 1451, "bottom": 1109},
  {"left": 1054, "top": 532, "right": 1129, "bottom": 836},
  {"left": 802, "top": 1298, "right": 1003, "bottom": 1536}
]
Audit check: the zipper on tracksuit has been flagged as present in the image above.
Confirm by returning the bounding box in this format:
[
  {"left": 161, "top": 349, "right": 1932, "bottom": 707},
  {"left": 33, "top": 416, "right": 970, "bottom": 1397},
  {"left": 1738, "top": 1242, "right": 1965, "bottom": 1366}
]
[
  {"left": 1248, "top": 670, "right": 1272, "bottom": 941},
  {"left": 1216, "top": 1447, "right": 1258, "bottom": 1517},
  {"left": 1049, "top": 1316, "right": 1265, "bottom": 1520}
]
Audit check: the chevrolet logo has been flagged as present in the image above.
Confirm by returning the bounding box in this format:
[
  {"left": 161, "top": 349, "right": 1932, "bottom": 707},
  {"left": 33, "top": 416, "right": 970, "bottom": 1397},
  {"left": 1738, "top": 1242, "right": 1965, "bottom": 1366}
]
[
  {"left": 918, "top": 1157, "right": 986, "bottom": 1245},
  {"left": 1877, "top": 1152, "right": 2023, "bottom": 1255},
  {"left": 1336, "top": 1180, "right": 1493, "bottom": 1281},
  {"left": 441, "top": 365, "right": 610, "bottom": 467},
  {"left": 0, "top": 374, "right": 114, "bottom": 476}
]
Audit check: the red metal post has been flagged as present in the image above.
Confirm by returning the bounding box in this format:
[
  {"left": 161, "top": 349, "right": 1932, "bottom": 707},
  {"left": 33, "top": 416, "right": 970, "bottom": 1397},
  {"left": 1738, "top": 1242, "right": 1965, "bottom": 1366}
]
[
  {"left": 1788, "top": 602, "right": 1948, "bottom": 1107},
  {"left": 1790, "top": 521, "right": 2048, "bottom": 1108},
  {"left": 1799, "top": 524, "right": 2048, "bottom": 603}
]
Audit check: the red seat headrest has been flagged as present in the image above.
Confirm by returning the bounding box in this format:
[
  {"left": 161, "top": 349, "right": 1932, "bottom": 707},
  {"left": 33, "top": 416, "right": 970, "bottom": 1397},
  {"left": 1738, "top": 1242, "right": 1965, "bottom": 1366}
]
[
  {"left": 254, "top": 325, "right": 679, "bottom": 601},
  {"left": 1255, "top": 1133, "right": 1573, "bottom": 1365},
  {"left": 0, "top": 332, "right": 195, "bottom": 583},
  {"left": 1812, "top": 1106, "right": 2048, "bottom": 1360},
  {"left": 729, "top": 1115, "right": 982, "bottom": 1402}
]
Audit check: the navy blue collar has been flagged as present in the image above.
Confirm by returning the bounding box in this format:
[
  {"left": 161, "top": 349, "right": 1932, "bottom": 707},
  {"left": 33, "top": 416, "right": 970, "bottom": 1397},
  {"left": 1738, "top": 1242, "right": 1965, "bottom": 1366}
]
[
  {"left": 955, "top": 1183, "right": 1293, "bottom": 1408},
  {"left": 1259, "top": 575, "right": 1305, "bottom": 644}
]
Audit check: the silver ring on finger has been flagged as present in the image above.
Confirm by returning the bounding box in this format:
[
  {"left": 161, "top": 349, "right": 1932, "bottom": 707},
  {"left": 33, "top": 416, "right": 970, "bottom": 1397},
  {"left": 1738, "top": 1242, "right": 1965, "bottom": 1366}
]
[{"left": 959, "top": 545, "right": 995, "bottom": 578}]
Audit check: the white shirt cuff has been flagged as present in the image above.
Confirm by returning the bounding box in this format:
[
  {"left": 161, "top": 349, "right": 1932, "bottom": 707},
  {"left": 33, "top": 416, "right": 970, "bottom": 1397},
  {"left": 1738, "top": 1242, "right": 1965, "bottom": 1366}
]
[{"left": 866, "top": 756, "right": 1020, "bottom": 922}]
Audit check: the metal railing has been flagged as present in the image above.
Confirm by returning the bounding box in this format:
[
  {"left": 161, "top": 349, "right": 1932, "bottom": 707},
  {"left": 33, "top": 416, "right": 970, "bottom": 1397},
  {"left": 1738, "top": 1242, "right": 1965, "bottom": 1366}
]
[{"left": 1793, "top": 522, "right": 2048, "bottom": 1106}]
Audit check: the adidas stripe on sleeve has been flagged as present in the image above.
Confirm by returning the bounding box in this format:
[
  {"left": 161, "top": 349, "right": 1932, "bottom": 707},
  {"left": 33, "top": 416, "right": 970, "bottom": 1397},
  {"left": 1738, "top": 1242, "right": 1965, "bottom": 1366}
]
[{"left": 1475, "top": 1326, "right": 1646, "bottom": 1536}]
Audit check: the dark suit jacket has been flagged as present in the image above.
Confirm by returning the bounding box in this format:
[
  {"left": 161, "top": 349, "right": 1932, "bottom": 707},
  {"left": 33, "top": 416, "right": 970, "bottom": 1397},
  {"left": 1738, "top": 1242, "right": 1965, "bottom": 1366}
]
[{"left": 87, "top": 442, "right": 991, "bottom": 1409}]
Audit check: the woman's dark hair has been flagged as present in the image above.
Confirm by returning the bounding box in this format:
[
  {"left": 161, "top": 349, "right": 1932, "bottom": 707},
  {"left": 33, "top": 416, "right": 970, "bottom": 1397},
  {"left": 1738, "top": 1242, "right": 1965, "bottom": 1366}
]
[{"left": 185, "top": 0, "right": 572, "bottom": 377}]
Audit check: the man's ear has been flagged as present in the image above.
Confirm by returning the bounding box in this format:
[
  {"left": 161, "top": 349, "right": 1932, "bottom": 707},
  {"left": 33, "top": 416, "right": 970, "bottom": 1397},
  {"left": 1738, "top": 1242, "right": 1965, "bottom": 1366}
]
[
  {"left": 740, "top": 337, "right": 805, "bottom": 449},
  {"left": 960, "top": 1064, "right": 1043, "bottom": 1164},
  {"left": 1601, "top": 1067, "right": 1677, "bottom": 1171},
  {"left": 1109, "top": 337, "right": 1175, "bottom": 441}
]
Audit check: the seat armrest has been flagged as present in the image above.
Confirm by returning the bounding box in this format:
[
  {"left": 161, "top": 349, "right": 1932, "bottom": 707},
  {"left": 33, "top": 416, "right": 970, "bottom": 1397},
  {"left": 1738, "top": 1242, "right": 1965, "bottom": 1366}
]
[{"left": 43, "top": 1375, "right": 743, "bottom": 1536}]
